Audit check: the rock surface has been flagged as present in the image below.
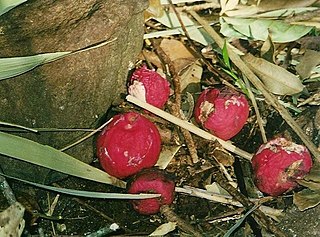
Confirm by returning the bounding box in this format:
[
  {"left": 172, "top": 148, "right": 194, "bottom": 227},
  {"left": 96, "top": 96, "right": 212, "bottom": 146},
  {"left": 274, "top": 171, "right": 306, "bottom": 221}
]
[{"left": 0, "top": 0, "right": 148, "bottom": 182}]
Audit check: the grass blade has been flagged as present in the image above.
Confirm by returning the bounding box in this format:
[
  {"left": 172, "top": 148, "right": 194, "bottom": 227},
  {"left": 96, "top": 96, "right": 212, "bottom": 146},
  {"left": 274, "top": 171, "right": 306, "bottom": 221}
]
[
  {"left": 0, "top": 132, "right": 126, "bottom": 188},
  {"left": 0, "top": 52, "right": 70, "bottom": 80},
  {"left": 1, "top": 173, "right": 159, "bottom": 200}
]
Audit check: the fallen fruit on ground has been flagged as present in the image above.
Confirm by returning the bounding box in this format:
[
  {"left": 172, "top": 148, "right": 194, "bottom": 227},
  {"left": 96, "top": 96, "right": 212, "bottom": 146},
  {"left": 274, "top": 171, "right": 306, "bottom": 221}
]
[
  {"left": 96, "top": 112, "right": 161, "bottom": 179},
  {"left": 194, "top": 87, "right": 250, "bottom": 140},
  {"left": 128, "top": 65, "right": 170, "bottom": 109},
  {"left": 127, "top": 168, "right": 175, "bottom": 215},
  {"left": 252, "top": 137, "right": 313, "bottom": 196}
]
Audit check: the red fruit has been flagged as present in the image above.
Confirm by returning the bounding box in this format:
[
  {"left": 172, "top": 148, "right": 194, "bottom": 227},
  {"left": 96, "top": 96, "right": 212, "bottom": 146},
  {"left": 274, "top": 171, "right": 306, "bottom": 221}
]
[
  {"left": 128, "top": 65, "right": 170, "bottom": 109},
  {"left": 96, "top": 112, "right": 161, "bottom": 179},
  {"left": 127, "top": 169, "right": 175, "bottom": 215},
  {"left": 194, "top": 87, "right": 249, "bottom": 140},
  {"left": 252, "top": 137, "right": 313, "bottom": 196}
]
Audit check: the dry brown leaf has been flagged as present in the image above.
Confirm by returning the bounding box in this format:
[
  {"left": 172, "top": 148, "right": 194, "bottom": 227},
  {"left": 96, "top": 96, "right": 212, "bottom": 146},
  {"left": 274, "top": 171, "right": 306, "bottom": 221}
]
[
  {"left": 160, "top": 38, "right": 196, "bottom": 73},
  {"left": 242, "top": 53, "right": 304, "bottom": 95},
  {"left": 293, "top": 189, "right": 320, "bottom": 211},
  {"left": 296, "top": 49, "right": 320, "bottom": 79},
  {"left": 144, "top": 0, "right": 164, "bottom": 20}
]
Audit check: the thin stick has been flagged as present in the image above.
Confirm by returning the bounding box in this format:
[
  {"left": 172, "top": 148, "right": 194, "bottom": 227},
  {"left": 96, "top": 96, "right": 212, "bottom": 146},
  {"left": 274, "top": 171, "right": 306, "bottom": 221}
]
[
  {"left": 60, "top": 118, "right": 113, "bottom": 152},
  {"left": 188, "top": 10, "right": 320, "bottom": 162},
  {"left": 126, "top": 95, "right": 253, "bottom": 160}
]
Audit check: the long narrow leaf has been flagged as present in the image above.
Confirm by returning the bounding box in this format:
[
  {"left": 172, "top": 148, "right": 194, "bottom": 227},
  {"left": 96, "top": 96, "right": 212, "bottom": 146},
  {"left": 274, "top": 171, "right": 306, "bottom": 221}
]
[
  {"left": 1, "top": 173, "right": 159, "bottom": 200},
  {"left": 0, "top": 132, "right": 126, "bottom": 188},
  {"left": 0, "top": 38, "right": 116, "bottom": 80},
  {"left": 0, "top": 0, "right": 27, "bottom": 16},
  {"left": 0, "top": 52, "right": 70, "bottom": 80}
]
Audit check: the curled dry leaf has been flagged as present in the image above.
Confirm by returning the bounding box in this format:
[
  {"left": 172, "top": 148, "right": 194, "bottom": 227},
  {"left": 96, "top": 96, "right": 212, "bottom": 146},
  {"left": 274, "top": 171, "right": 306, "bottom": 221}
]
[
  {"left": 149, "top": 222, "right": 177, "bottom": 236},
  {"left": 160, "top": 38, "right": 196, "bottom": 74},
  {"left": 293, "top": 189, "right": 320, "bottom": 211},
  {"left": 242, "top": 53, "right": 304, "bottom": 95},
  {"left": 296, "top": 49, "right": 320, "bottom": 79}
]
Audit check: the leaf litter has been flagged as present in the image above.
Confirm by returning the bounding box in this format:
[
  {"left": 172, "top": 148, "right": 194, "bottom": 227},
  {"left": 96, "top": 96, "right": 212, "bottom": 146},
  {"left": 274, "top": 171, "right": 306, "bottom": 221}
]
[{"left": 1, "top": 0, "right": 320, "bottom": 236}]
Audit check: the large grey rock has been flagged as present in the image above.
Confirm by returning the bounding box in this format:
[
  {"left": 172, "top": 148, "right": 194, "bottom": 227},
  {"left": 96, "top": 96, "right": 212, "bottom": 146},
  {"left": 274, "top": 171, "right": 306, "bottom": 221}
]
[{"left": 0, "top": 0, "right": 148, "bottom": 182}]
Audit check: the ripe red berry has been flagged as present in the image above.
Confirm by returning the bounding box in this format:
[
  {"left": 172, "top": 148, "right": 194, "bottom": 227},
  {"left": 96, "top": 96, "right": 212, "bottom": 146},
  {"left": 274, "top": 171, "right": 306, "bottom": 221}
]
[
  {"left": 252, "top": 137, "right": 313, "bottom": 196},
  {"left": 194, "top": 87, "right": 249, "bottom": 140},
  {"left": 96, "top": 112, "right": 161, "bottom": 179},
  {"left": 128, "top": 65, "right": 170, "bottom": 109},
  {"left": 127, "top": 169, "right": 175, "bottom": 215}
]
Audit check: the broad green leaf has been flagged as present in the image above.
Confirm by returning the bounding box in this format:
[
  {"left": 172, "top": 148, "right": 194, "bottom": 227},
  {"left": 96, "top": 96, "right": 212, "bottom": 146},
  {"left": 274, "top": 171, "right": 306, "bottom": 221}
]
[
  {"left": 242, "top": 53, "right": 304, "bottom": 95},
  {"left": 220, "top": 17, "right": 313, "bottom": 43},
  {"left": 1, "top": 173, "right": 159, "bottom": 199},
  {"left": 150, "top": 10, "right": 214, "bottom": 45},
  {"left": 0, "top": 132, "right": 126, "bottom": 188},
  {"left": 0, "top": 52, "right": 70, "bottom": 80},
  {"left": 0, "top": 0, "right": 26, "bottom": 16}
]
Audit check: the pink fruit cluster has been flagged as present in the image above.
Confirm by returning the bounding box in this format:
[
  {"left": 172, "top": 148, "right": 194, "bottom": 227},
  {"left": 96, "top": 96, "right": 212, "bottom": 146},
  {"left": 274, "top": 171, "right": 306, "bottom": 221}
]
[
  {"left": 194, "top": 87, "right": 250, "bottom": 140},
  {"left": 128, "top": 65, "right": 170, "bottom": 109},
  {"left": 252, "top": 137, "right": 313, "bottom": 196},
  {"left": 127, "top": 168, "right": 175, "bottom": 215},
  {"left": 97, "top": 111, "right": 176, "bottom": 215}
]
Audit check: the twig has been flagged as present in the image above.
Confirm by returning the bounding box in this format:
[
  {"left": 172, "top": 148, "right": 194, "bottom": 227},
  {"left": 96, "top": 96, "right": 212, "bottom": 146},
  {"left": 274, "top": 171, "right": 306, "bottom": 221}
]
[
  {"left": 126, "top": 95, "right": 253, "bottom": 160},
  {"left": 160, "top": 205, "right": 203, "bottom": 237},
  {"left": 59, "top": 118, "right": 113, "bottom": 151},
  {"left": 150, "top": 39, "right": 199, "bottom": 163},
  {"left": 188, "top": 10, "right": 320, "bottom": 162}
]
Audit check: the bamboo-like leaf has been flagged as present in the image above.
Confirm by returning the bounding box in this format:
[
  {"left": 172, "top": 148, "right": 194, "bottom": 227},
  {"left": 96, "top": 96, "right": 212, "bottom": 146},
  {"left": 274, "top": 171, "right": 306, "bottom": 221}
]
[
  {"left": 220, "top": 17, "right": 313, "bottom": 43},
  {"left": 242, "top": 53, "right": 304, "bottom": 95},
  {"left": 0, "top": 132, "right": 126, "bottom": 188},
  {"left": 1, "top": 173, "right": 159, "bottom": 200},
  {"left": 0, "top": 0, "right": 26, "bottom": 16},
  {"left": 0, "top": 52, "right": 70, "bottom": 80},
  {"left": 0, "top": 38, "right": 116, "bottom": 81}
]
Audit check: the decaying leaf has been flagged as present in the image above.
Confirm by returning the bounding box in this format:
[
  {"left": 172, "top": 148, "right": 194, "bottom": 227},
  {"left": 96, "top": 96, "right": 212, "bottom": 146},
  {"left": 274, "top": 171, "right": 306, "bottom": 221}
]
[
  {"left": 156, "top": 145, "right": 181, "bottom": 169},
  {"left": 0, "top": 202, "right": 25, "bottom": 237},
  {"left": 297, "top": 179, "right": 320, "bottom": 191},
  {"left": 160, "top": 38, "right": 196, "bottom": 73},
  {"left": 260, "top": 33, "right": 275, "bottom": 63},
  {"left": 149, "top": 222, "right": 177, "bottom": 236},
  {"left": 145, "top": 0, "right": 164, "bottom": 20},
  {"left": 293, "top": 189, "right": 320, "bottom": 211},
  {"left": 242, "top": 53, "right": 304, "bottom": 95},
  {"left": 303, "top": 162, "right": 320, "bottom": 183},
  {"left": 220, "top": 17, "right": 313, "bottom": 43},
  {"left": 296, "top": 49, "right": 320, "bottom": 79},
  {"left": 180, "top": 61, "right": 202, "bottom": 92},
  {"left": 220, "top": 0, "right": 240, "bottom": 15}
]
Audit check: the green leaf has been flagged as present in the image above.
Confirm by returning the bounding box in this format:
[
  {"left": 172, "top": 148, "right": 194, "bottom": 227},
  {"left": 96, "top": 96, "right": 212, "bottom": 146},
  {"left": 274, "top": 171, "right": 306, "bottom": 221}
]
[
  {"left": 220, "top": 17, "right": 313, "bottom": 43},
  {"left": 0, "top": 52, "right": 70, "bottom": 80},
  {"left": 1, "top": 173, "right": 159, "bottom": 200},
  {"left": 0, "top": 0, "right": 26, "bottom": 16},
  {"left": 0, "top": 132, "right": 126, "bottom": 188},
  {"left": 222, "top": 40, "right": 231, "bottom": 69}
]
